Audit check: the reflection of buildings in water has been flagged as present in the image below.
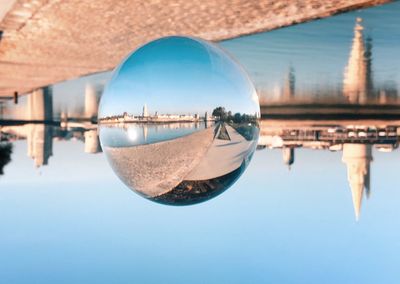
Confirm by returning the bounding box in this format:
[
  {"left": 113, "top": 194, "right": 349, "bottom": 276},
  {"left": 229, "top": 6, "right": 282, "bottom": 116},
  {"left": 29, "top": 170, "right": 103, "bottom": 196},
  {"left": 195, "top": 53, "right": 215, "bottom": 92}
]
[
  {"left": 258, "top": 121, "right": 399, "bottom": 220},
  {"left": 2, "top": 123, "right": 101, "bottom": 168},
  {"left": 2, "top": 124, "right": 53, "bottom": 168},
  {"left": 142, "top": 125, "right": 148, "bottom": 141},
  {"left": 282, "top": 147, "right": 295, "bottom": 168},
  {"left": 343, "top": 18, "right": 370, "bottom": 104},
  {"left": 342, "top": 144, "right": 372, "bottom": 220},
  {"left": 27, "top": 124, "right": 53, "bottom": 167},
  {"left": 120, "top": 121, "right": 207, "bottom": 134},
  {"left": 0, "top": 143, "right": 12, "bottom": 175},
  {"left": 84, "top": 129, "right": 102, "bottom": 154}
]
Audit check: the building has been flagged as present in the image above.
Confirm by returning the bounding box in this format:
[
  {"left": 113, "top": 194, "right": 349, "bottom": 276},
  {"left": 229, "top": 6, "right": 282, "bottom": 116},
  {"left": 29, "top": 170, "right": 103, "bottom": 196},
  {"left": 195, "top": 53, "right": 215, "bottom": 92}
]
[
  {"left": 85, "top": 83, "right": 101, "bottom": 120},
  {"left": 342, "top": 143, "right": 372, "bottom": 221},
  {"left": 282, "top": 66, "right": 296, "bottom": 100},
  {"left": 84, "top": 129, "right": 102, "bottom": 154},
  {"left": 142, "top": 104, "right": 148, "bottom": 117},
  {"left": 343, "top": 18, "right": 373, "bottom": 104}
]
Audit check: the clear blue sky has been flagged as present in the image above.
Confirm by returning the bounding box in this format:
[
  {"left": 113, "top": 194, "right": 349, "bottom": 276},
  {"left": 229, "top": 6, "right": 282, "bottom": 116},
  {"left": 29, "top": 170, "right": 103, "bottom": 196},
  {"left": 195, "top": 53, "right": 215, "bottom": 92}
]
[{"left": 0, "top": 141, "right": 399, "bottom": 283}]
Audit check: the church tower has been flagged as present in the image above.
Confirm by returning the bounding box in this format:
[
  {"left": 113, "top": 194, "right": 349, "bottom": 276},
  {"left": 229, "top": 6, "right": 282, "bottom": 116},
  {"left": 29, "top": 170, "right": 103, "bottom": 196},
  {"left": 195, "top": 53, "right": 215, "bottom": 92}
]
[
  {"left": 142, "top": 104, "right": 148, "bottom": 117},
  {"left": 342, "top": 143, "right": 372, "bottom": 221}
]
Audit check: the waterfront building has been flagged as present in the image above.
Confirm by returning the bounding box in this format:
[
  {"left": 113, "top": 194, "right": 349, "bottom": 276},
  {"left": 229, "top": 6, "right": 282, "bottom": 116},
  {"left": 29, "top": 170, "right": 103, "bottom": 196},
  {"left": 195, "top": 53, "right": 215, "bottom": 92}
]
[
  {"left": 84, "top": 129, "right": 102, "bottom": 154},
  {"left": 342, "top": 143, "right": 372, "bottom": 221},
  {"left": 142, "top": 104, "right": 148, "bottom": 117}
]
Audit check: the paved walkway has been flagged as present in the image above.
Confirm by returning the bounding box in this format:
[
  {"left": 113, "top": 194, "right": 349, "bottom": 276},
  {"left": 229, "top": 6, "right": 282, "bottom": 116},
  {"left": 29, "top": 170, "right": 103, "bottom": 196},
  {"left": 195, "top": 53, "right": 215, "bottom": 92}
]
[{"left": 185, "top": 124, "right": 256, "bottom": 180}]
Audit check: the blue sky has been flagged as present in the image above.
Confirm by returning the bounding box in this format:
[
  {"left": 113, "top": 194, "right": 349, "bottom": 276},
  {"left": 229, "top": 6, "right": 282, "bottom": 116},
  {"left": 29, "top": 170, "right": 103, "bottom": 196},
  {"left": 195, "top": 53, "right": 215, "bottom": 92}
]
[{"left": 0, "top": 141, "right": 400, "bottom": 283}]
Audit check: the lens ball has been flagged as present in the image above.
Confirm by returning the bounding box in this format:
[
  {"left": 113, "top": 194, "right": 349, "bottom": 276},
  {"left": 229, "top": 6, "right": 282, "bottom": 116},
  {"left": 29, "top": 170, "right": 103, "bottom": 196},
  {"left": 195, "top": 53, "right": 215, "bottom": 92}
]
[{"left": 99, "top": 36, "right": 260, "bottom": 205}]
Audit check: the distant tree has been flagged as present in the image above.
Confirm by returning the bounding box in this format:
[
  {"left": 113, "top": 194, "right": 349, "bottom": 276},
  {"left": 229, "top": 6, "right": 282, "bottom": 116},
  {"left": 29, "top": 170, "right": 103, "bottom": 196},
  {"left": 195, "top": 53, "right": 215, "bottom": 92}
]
[
  {"left": 233, "top": 113, "right": 242, "bottom": 123},
  {"left": 227, "top": 111, "right": 232, "bottom": 121},
  {"left": 212, "top": 107, "right": 227, "bottom": 120}
]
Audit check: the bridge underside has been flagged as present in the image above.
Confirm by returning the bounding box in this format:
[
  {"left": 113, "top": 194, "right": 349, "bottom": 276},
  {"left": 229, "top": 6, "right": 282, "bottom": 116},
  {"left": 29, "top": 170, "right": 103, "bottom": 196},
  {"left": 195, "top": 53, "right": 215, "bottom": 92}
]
[{"left": 0, "top": 0, "right": 391, "bottom": 98}]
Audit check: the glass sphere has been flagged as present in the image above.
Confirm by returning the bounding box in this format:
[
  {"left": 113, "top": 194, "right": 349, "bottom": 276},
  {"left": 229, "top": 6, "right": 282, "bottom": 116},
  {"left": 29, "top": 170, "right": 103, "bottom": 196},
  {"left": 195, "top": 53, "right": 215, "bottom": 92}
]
[{"left": 99, "top": 36, "right": 260, "bottom": 205}]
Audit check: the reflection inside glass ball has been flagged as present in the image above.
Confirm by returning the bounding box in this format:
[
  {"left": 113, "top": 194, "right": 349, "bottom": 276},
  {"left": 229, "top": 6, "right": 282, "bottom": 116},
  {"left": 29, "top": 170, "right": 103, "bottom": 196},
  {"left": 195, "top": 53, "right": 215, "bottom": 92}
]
[{"left": 99, "top": 36, "right": 260, "bottom": 205}]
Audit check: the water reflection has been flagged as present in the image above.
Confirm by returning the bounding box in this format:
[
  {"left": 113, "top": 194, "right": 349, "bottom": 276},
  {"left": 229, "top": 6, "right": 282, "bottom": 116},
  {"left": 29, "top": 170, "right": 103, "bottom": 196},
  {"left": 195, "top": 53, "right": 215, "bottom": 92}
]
[
  {"left": 259, "top": 118, "right": 399, "bottom": 220},
  {"left": 0, "top": 142, "right": 12, "bottom": 175},
  {"left": 0, "top": 83, "right": 102, "bottom": 168},
  {"left": 1, "top": 123, "right": 101, "bottom": 168}
]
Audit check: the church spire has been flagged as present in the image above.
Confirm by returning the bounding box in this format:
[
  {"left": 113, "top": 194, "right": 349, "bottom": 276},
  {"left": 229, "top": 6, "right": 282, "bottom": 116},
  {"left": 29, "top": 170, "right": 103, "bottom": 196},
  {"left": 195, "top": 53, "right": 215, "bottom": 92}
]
[
  {"left": 142, "top": 103, "right": 148, "bottom": 117},
  {"left": 342, "top": 143, "right": 372, "bottom": 221},
  {"left": 343, "top": 17, "right": 372, "bottom": 104}
]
